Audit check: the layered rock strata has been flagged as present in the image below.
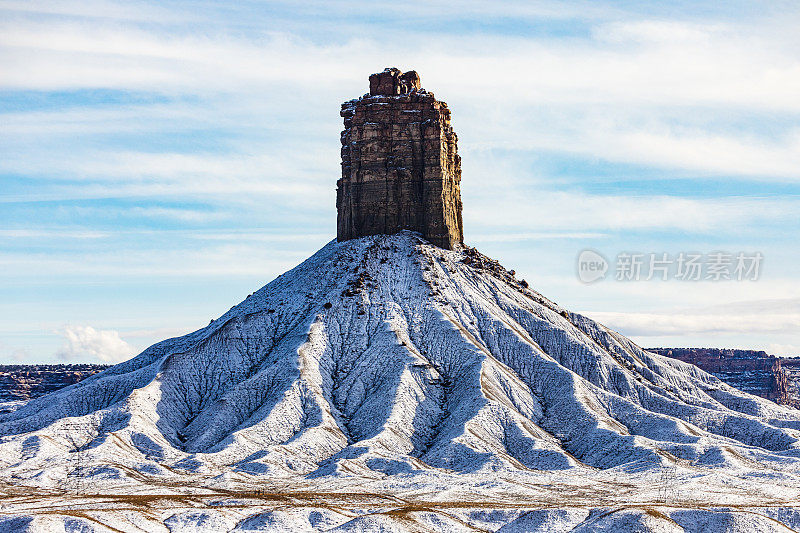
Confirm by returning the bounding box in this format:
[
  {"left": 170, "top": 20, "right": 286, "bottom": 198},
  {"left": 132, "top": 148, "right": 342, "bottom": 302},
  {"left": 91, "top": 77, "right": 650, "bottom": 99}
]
[
  {"left": 337, "top": 68, "right": 463, "bottom": 249},
  {"left": 0, "top": 364, "right": 108, "bottom": 405},
  {"left": 650, "top": 348, "right": 797, "bottom": 407}
]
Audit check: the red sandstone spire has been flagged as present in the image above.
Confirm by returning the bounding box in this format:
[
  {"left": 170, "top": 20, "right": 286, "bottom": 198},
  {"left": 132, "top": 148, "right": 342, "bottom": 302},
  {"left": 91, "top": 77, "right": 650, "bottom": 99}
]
[{"left": 336, "top": 68, "right": 463, "bottom": 250}]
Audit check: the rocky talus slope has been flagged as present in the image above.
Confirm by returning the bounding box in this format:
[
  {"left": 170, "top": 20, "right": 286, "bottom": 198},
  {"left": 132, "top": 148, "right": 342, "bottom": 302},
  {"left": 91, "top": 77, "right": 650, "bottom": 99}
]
[{"left": 2, "top": 233, "right": 800, "bottom": 532}]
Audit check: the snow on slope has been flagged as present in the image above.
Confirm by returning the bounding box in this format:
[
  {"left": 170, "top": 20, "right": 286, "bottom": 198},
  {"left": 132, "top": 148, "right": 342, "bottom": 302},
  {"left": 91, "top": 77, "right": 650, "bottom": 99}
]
[{"left": 2, "top": 232, "right": 800, "bottom": 531}]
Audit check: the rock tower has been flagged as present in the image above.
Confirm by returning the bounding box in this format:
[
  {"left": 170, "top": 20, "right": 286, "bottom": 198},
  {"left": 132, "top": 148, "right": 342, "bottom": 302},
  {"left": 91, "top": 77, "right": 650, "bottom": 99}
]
[{"left": 337, "top": 68, "right": 463, "bottom": 249}]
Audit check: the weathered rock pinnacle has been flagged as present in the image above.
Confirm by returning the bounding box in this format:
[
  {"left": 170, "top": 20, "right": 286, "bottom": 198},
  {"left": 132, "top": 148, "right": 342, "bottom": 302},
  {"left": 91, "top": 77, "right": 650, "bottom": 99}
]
[{"left": 337, "top": 68, "right": 463, "bottom": 249}]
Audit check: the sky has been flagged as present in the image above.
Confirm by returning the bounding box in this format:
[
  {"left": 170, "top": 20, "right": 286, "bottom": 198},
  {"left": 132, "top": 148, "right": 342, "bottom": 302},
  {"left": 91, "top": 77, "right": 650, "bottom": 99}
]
[{"left": 1, "top": 0, "right": 799, "bottom": 364}]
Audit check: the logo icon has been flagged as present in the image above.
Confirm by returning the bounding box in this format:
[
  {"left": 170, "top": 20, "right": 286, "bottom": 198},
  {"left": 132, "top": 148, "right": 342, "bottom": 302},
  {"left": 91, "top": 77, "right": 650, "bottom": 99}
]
[{"left": 577, "top": 249, "right": 608, "bottom": 283}]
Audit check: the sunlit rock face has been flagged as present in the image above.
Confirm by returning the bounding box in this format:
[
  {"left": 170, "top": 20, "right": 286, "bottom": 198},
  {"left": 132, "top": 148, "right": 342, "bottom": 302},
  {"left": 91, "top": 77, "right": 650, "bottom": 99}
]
[
  {"left": 337, "top": 68, "right": 463, "bottom": 250},
  {"left": 0, "top": 365, "right": 107, "bottom": 407},
  {"left": 651, "top": 348, "right": 798, "bottom": 407}
]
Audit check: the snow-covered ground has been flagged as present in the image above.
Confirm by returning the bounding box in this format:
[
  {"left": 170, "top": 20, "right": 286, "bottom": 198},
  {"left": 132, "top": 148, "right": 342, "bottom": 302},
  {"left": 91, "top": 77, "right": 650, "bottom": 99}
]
[{"left": 1, "top": 232, "right": 799, "bottom": 532}]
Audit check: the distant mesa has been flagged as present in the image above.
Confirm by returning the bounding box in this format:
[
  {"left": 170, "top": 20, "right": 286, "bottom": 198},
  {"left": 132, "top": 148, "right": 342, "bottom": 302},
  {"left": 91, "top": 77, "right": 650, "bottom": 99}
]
[
  {"left": 651, "top": 348, "right": 800, "bottom": 408},
  {"left": 337, "top": 68, "right": 463, "bottom": 250},
  {"left": 0, "top": 364, "right": 108, "bottom": 409}
]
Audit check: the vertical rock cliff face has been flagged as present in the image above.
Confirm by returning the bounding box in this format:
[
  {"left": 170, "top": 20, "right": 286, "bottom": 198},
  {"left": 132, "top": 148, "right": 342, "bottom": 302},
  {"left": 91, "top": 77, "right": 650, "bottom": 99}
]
[
  {"left": 337, "top": 68, "right": 463, "bottom": 250},
  {"left": 0, "top": 365, "right": 108, "bottom": 407},
  {"left": 782, "top": 358, "right": 800, "bottom": 408},
  {"left": 650, "top": 348, "right": 797, "bottom": 407}
]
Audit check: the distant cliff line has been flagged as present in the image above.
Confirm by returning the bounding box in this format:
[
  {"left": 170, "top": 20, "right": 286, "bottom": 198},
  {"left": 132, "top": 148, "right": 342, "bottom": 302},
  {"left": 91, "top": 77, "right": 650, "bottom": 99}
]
[
  {"left": 0, "top": 364, "right": 109, "bottom": 407},
  {"left": 648, "top": 348, "right": 800, "bottom": 408}
]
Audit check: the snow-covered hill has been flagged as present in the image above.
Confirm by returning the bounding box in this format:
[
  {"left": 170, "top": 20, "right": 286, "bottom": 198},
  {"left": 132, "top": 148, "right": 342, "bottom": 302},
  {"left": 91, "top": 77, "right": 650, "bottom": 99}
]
[{"left": 2, "top": 232, "right": 800, "bottom": 532}]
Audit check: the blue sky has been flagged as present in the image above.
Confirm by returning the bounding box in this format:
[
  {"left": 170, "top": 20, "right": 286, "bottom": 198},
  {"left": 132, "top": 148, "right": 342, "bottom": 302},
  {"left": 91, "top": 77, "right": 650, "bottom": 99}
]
[{"left": 1, "top": 0, "right": 799, "bottom": 363}]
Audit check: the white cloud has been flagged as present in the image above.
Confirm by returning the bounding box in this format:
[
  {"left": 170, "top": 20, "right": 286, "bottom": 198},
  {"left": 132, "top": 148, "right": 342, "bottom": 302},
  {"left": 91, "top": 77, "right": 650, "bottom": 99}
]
[
  {"left": 578, "top": 125, "right": 800, "bottom": 179},
  {"left": 0, "top": 146, "right": 335, "bottom": 206},
  {"left": 569, "top": 290, "right": 800, "bottom": 357},
  {"left": 0, "top": 229, "right": 109, "bottom": 239},
  {"left": 1, "top": 6, "right": 798, "bottom": 199},
  {"left": 1, "top": 22, "right": 798, "bottom": 185},
  {"left": 766, "top": 343, "right": 800, "bottom": 358},
  {"left": 121, "top": 326, "right": 193, "bottom": 339},
  {"left": 0, "top": 0, "right": 194, "bottom": 23},
  {"left": 1, "top": 7, "right": 798, "bottom": 112},
  {"left": 0, "top": 241, "right": 321, "bottom": 279},
  {"left": 56, "top": 325, "right": 137, "bottom": 362},
  {"left": 0, "top": 341, "right": 32, "bottom": 362},
  {"left": 586, "top": 310, "right": 800, "bottom": 337},
  {"left": 466, "top": 191, "right": 798, "bottom": 233},
  {"left": 469, "top": 231, "right": 609, "bottom": 243},
  {"left": 573, "top": 282, "right": 800, "bottom": 311},
  {"left": 581, "top": 297, "right": 800, "bottom": 356},
  {"left": 593, "top": 20, "right": 724, "bottom": 45}
]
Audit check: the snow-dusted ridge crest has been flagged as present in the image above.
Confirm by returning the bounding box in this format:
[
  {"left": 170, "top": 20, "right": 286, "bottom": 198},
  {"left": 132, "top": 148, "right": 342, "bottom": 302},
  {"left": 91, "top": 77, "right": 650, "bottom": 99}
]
[{"left": 2, "top": 232, "right": 800, "bottom": 531}]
